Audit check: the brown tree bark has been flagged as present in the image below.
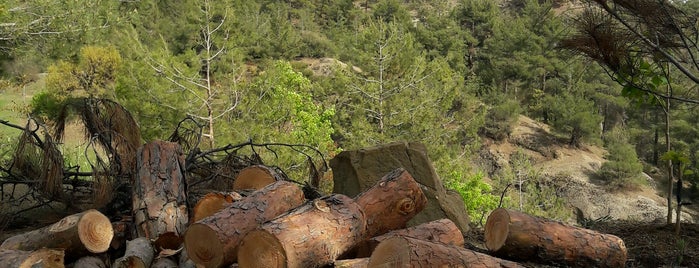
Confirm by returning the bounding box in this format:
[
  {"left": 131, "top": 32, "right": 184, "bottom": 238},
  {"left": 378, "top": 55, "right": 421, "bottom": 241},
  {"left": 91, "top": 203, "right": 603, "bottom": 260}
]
[
  {"left": 112, "top": 237, "right": 154, "bottom": 268},
  {"left": 73, "top": 256, "right": 106, "bottom": 268},
  {"left": 368, "top": 236, "right": 522, "bottom": 268},
  {"left": 132, "top": 141, "right": 188, "bottom": 250},
  {"left": 354, "top": 168, "right": 427, "bottom": 238},
  {"left": 232, "top": 165, "right": 284, "bottom": 191},
  {"left": 485, "top": 208, "right": 627, "bottom": 268},
  {"left": 237, "top": 194, "right": 367, "bottom": 268},
  {"left": 0, "top": 209, "right": 113, "bottom": 259},
  {"left": 354, "top": 218, "right": 464, "bottom": 258},
  {"left": 184, "top": 180, "right": 305, "bottom": 268},
  {"left": 0, "top": 248, "right": 64, "bottom": 268},
  {"left": 334, "top": 258, "right": 369, "bottom": 268},
  {"left": 191, "top": 191, "right": 243, "bottom": 223}
]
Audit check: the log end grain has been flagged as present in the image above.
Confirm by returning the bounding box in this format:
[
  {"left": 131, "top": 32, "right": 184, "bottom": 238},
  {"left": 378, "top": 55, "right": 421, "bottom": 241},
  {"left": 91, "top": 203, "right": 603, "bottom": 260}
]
[
  {"left": 77, "top": 210, "right": 114, "bottom": 253},
  {"left": 233, "top": 165, "right": 280, "bottom": 191},
  {"left": 237, "top": 230, "right": 286, "bottom": 268},
  {"left": 191, "top": 192, "right": 241, "bottom": 223},
  {"left": 484, "top": 208, "right": 510, "bottom": 252},
  {"left": 183, "top": 224, "right": 224, "bottom": 268}
]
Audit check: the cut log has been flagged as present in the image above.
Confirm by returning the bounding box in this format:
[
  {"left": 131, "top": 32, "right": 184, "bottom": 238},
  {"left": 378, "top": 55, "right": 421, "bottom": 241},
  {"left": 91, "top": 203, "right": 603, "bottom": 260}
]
[
  {"left": 334, "top": 258, "right": 369, "bottom": 268},
  {"left": 232, "top": 165, "right": 284, "bottom": 191},
  {"left": 354, "top": 218, "right": 464, "bottom": 258},
  {"left": 178, "top": 248, "right": 197, "bottom": 268},
  {"left": 485, "top": 208, "right": 627, "bottom": 268},
  {"left": 0, "top": 248, "right": 64, "bottom": 268},
  {"left": 354, "top": 168, "right": 427, "bottom": 237},
  {"left": 73, "top": 256, "right": 106, "bottom": 268},
  {"left": 191, "top": 191, "right": 243, "bottom": 223},
  {"left": 0, "top": 209, "right": 113, "bottom": 259},
  {"left": 112, "top": 237, "right": 154, "bottom": 268},
  {"left": 133, "top": 141, "right": 188, "bottom": 250},
  {"left": 184, "top": 180, "right": 305, "bottom": 268},
  {"left": 238, "top": 194, "right": 367, "bottom": 268},
  {"left": 151, "top": 257, "right": 178, "bottom": 268},
  {"left": 368, "top": 236, "right": 522, "bottom": 268}
]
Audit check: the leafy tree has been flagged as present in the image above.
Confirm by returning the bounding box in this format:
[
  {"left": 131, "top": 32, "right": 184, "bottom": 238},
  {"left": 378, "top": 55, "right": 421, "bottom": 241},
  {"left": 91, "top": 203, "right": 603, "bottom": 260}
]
[
  {"left": 444, "top": 170, "right": 500, "bottom": 226},
  {"left": 543, "top": 90, "right": 602, "bottom": 147},
  {"left": 598, "top": 128, "right": 645, "bottom": 190}
]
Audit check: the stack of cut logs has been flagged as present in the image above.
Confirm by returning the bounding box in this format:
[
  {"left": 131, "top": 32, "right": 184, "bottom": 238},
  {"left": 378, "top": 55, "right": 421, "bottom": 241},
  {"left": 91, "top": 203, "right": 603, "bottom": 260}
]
[{"left": 0, "top": 141, "right": 628, "bottom": 267}]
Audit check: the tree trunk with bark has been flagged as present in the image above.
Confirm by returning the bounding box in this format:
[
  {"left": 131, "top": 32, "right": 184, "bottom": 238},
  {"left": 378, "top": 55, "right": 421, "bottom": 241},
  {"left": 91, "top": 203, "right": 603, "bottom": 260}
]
[
  {"left": 232, "top": 165, "right": 284, "bottom": 191},
  {"left": 74, "top": 256, "right": 106, "bottom": 268},
  {"left": 237, "top": 194, "right": 367, "bottom": 268},
  {"left": 184, "top": 180, "right": 305, "bottom": 268},
  {"left": 0, "top": 209, "right": 113, "bottom": 259},
  {"left": 191, "top": 191, "right": 242, "bottom": 223},
  {"left": 132, "top": 141, "right": 188, "bottom": 250},
  {"left": 0, "top": 248, "right": 65, "bottom": 268},
  {"left": 151, "top": 257, "right": 178, "bottom": 268},
  {"left": 112, "top": 237, "right": 154, "bottom": 268},
  {"left": 354, "top": 218, "right": 463, "bottom": 257},
  {"left": 334, "top": 258, "right": 369, "bottom": 268},
  {"left": 368, "top": 236, "right": 522, "bottom": 268},
  {"left": 485, "top": 208, "right": 627, "bottom": 268},
  {"left": 354, "top": 168, "right": 427, "bottom": 238}
]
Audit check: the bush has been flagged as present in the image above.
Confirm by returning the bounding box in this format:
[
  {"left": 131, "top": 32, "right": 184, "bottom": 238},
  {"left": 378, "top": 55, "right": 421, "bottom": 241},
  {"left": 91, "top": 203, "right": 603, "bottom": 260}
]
[
  {"left": 480, "top": 99, "right": 521, "bottom": 141},
  {"left": 444, "top": 170, "right": 500, "bottom": 226},
  {"left": 598, "top": 129, "right": 645, "bottom": 190}
]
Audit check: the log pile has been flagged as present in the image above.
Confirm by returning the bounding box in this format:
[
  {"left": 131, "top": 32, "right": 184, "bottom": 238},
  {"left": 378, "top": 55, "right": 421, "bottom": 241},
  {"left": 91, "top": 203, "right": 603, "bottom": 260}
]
[{"left": 0, "top": 141, "right": 629, "bottom": 268}]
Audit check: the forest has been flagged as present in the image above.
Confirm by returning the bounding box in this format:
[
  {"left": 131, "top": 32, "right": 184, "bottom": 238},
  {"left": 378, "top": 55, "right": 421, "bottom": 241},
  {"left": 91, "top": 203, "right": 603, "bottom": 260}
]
[{"left": 2, "top": 0, "right": 699, "bottom": 250}]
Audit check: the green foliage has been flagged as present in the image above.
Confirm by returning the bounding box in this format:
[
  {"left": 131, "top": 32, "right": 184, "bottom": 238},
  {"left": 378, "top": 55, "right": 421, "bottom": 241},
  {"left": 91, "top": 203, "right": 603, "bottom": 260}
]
[
  {"left": 599, "top": 128, "right": 645, "bottom": 190},
  {"left": 480, "top": 97, "right": 521, "bottom": 141},
  {"left": 543, "top": 92, "right": 602, "bottom": 147},
  {"left": 444, "top": 169, "right": 501, "bottom": 226}
]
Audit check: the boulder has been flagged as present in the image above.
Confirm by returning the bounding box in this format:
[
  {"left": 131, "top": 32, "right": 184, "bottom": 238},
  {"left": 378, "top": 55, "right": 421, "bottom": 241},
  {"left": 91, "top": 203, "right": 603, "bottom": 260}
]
[{"left": 330, "top": 142, "right": 470, "bottom": 233}]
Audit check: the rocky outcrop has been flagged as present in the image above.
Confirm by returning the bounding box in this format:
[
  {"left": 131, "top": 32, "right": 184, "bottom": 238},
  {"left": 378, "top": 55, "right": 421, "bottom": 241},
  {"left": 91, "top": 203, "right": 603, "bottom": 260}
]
[{"left": 330, "top": 142, "right": 470, "bottom": 234}]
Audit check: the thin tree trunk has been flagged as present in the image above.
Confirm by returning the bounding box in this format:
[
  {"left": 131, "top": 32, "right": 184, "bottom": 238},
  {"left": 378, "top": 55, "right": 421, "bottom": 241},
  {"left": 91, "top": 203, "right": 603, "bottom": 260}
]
[
  {"left": 676, "top": 161, "right": 683, "bottom": 234},
  {"left": 666, "top": 91, "right": 673, "bottom": 225}
]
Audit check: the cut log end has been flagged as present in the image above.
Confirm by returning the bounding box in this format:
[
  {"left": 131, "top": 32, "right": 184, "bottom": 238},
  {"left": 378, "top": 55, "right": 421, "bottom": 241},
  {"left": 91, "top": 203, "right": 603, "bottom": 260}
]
[
  {"left": 233, "top": 165, "right": 280, "bottom": 191},
  {"left": 367, "top": 236, "right": 411, "bottom": 267},
  {"left": 191, "top": 192, "right": 241, "bottom": 223},
  {"left": 484, "top": 208, "right": 510, "bottom": 252},
  {"left": 78, "top": 210, "right": 114, "bottom": 253},
  {"left": 183, "top": 224, "right": 224, "bottom": 268},
  {"left": 237, "top": 230, "right": 286, "bottom": 268}
]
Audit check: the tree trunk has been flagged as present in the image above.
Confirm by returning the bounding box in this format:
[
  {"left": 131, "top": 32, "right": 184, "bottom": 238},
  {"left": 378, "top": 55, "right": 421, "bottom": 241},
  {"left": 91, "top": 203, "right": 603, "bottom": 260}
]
[
  {"left": 237, "top": 194, "right": 367, "bottom": 268},
  {"left": 675, "top": 162, "right": 684, "bottom": 234},
  {"left": 368, "top": 236, "right": 522, "bottom": 268},
  {"left": 0, "top": 209, "right": 113, "bottom": 259},
  {"left": 0, "top": 248, "right": 64, "bottom": 268},
  {"left": 73, "top": 256, "right": 106, "bottom": 268},
  {"left": 354, "top": 218, "right": 463, "bottom": 258},
  {"left": 112, "top": 237, "right": 154, "bottom": 268},
  {"left": 233, "top": 165, "right": 284, "bottom": 191},
  {"left": 665, "top": 91, "right": 673, "bottom": 225},
  {"left": 485, "top": 208, "right": 627, "bottom": 268},
  {"left": 191, "top": 191, "right": 242, "bottom": 223},
  {"left": 334, "top": 258, "right": 369, "bottom": 268},
  {"left": 178, "top": 248, "right": 197, "bottom": 268},
  {"left": 133, "top": 141, "right": 188, "bottom": 250},
  {"left": 151, "top": 257, "right": 178, "bottom": 268},
  {"left": 354, "top": 168, "right": 427, "bottom": 238},
  {"left": 184, "top": 180, "right": 305, "bottom": 268}
]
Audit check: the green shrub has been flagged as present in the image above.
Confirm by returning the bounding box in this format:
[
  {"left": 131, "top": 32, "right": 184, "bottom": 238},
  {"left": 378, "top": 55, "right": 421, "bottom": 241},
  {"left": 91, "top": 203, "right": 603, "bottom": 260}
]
[
  {"left": 598, "top": 128, "right": 645, "bottom": 190},
  {"left": 445, "top": 170, "right": 501, "bottom": 226},
  {"left": 480, "top": 99, "right": 521, "bottom": 141}
]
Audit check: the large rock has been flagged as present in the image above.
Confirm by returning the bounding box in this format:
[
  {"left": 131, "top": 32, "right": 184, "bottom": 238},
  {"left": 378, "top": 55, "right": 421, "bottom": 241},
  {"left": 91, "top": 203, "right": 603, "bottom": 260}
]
[{"left": 330, "top": 142, "right": 470, "bottom": 233}]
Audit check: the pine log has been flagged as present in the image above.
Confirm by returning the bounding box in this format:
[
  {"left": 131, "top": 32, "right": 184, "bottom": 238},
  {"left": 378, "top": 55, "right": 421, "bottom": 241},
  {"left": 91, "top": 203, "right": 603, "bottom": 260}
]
[
  {"left": 191, "top": 191, "right": 243, "bottom": 223},
  {"left": 73, "top": 256, "right": 106, "bottom": 268},
  {"left": 151, "top": 257, "right": 178, "bottom": 268},
  {"left": 354, "top": 168, "right": 427, "bottom": 238},
  {"left": 133, "top": 141, "right": 188, "bottom": 250},
  {"left": 111, "top": 237, "right": 154, "bottom": 268},
  {"left": 368, "top": 236, "right": 522, "bottom": 268},
  {"left": 485, "top": 208, "right": 627, "bottom": 268},
  {"left": 354, "top": 218, "right": 464, "bottom": 258},
  {"left": 178, "top": 248, "right": 197, "bottom": 268},
  {"left": 232, "top": 165, "right": 283, "bottom": 191},
  {"left": 0, "top": 209, "right": 113, "bottom": 259},
  {"left": 184, "top": 180, "right": 305, "bottom": 268},
  {"left": 334, "top": 258, "right": 369, "bottom": 268},
  {"left": 0, "top": 248, "right": 64, "bottom": 268},
  {"left": 238, "top": 194, "right": 367, "bottom": 268}
]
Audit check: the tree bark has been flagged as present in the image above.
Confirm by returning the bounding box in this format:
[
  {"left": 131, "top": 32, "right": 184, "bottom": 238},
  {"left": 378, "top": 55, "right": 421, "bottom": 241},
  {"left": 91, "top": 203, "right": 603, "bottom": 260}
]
[
  {"left": 354, "top": 218, "right": 464, "bottom": 258},
  {"left": 237, "top": 194, "right": 367, "bottom": 268},
  {"left": 485, "top": 208, "right": 627, "bottom": 268},
  {"left": 233, "top": 165, "right": 284, "bottom": 191},
  {"left": 191, "top": 191, "right": 243, "bottom": 223},
  {"left": 368, "top": 236, "right": 522, "bottom": 268},
  {"left": 0, "top": 248, "right": 64, "bottom": 268},
  {"left": 132, "top": 141, "right": 188, "bottom": 250},
  {"left": 184, "top": 180, "right": 305, "bottom": 268},
  {"left": 334, "top": 258, "right": 369, "bottom": 268},
  {"left": 0, "top": 209, "right": 113, "bottom": 259},
  {"left": 151, "top": 257, "right": 178, "bottom": 268},
  {"left": 74, "top": 256, "right": 106, "bottom": 268},
  {"left": 354, "top": 168, "right": 427, "bottom": 238},
  {"left": 112, "top": 237, "right": 154, "bottom": 268}
]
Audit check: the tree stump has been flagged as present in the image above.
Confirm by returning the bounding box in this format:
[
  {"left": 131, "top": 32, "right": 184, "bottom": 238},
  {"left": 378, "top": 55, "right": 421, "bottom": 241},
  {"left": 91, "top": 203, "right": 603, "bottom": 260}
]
[
  {"left": 334, "top": 258, "right": 369, "bottom": 268},
  {"left": 74, "top": 256, "right": 107, "bottom": 268},
  {"left": 237, "top": 194, "right": 367, "bottom": 268},
  {"left": 354, "top": 168, "right": 427, "bottom": 237},
  {"left": 191, "top": 191, "right": 243, "bottom": 223},
  {"left": 184, "top": 180, "right": 305, "bottom": 268},
  {"left": 485, "top": 208, "right": 627, "bottom": 268},
  {"left": 354, "top": 218, "right": 464, "bottom": 257},
  {"left": 0, "top": 248, "right": 64, "bottom": 268},
  {"left": 368, "top": 236, "right": 522, "bottom": 268},
  {"left": 132, "top": 141, "right": 188, "bottom": 250},
  {"left": 112, "top": 237, "right": 154, "bottom": 268},
  {"left": 0, "top": 209, "right": 113, "bottom": 259},
  {"left": 232, "top": 165, "right": 283, "bottom": 191}
]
